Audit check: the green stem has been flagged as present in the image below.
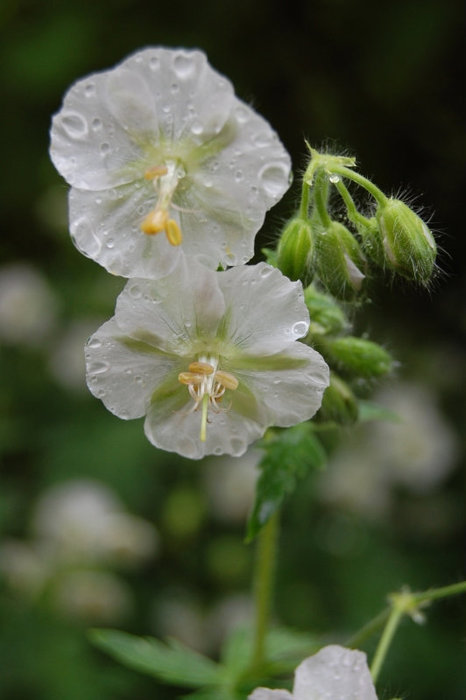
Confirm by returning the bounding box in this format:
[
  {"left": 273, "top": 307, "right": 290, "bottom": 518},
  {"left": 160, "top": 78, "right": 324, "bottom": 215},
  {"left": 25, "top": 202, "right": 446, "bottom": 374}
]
[
  {"left": 345, "top": 607, "right": 391, "bottom": 649},
  {"left": 251, "top": 511, "right": 280, "bottom": 669},
  {"left": 299, "top": 178, "right": 310, "bottom": 220},
  {"left": 334, "top": 180, "right": 372, "bottom": 228},
  {"left": 370, "top": 604, "right": 404, "bottom": 683},
  {"left": 413, "top": 580, "right": 466, "bottom": 605},
  {"left": 313, "top": 171, "right": 331, "bottom": 227},
  {"left": 331, "top": 165, "right": 388, "bottom": 207}
]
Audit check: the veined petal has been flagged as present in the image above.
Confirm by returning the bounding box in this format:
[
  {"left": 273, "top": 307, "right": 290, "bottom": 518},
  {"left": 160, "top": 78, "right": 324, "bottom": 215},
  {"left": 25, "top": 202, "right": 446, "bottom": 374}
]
[
  {"left": 219, "top": 263, "right": 310, "bottom": 355},
  {"left": 114, "top": 260, "right": 226, "bottom": 355},
  {"left": 293, "top": 646, "right": 377, "bottom": 700},
  {"left": 69, "top": 185, "right": 181, "bottom": 280},
  {"left": 85, "top": 318, "right": 182, "bottom": 419},
  {"left": 231, "top": 342, "right": 329, "bottom": 427}
]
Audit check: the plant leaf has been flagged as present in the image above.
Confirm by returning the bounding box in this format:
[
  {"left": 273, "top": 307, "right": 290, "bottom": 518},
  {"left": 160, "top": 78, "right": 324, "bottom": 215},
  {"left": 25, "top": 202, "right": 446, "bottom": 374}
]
[
  {"left": 246, "top": 424, "right": 326, "bottom": 541},
  {"left": 90, "top": 629, "right": 225, "bottom": 688}
]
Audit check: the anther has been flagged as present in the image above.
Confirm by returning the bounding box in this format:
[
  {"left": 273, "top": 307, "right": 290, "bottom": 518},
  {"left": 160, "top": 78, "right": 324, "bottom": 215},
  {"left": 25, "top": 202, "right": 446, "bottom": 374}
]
[
  {"left": 178, "top": 372, "right": 204, "bottom": 385},
  {"left": 214, "top": 370, "right": 239, "bottom": 390},
  {"left": 141, "top": 208, "right": 168, "bottom": 235},
  {"left": 165, "top": 218, "right": 183, "bottom": 246},
  {"left": 144, "top": 165, "right": 168, "bottom": 180},
  {"left": 188, "top": 361, "right": 214, "bottom": 375}
]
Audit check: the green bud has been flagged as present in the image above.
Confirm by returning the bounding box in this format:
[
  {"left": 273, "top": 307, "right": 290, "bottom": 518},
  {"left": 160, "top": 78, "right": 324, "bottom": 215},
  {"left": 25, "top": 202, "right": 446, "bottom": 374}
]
[
  {"left": 326, "top": 336, "right": 393, "bottom": 378},
  {"left": 376, "top": 198, "right": 436, "bottom": 283},
  {"left": 318, "top": 372, "right": 359, "bottom": 425},
  {"left": 358, "top": 216, "right": 385, "bottom": 267},
  {"left": 277, "top": 217, "right": 312, "bottom": 281},
  {"left": 314, "top": 221, "right": 366, "bottom": 300},
  {"left": 304, "top": 284, "right": 348, "bottom": 335}
]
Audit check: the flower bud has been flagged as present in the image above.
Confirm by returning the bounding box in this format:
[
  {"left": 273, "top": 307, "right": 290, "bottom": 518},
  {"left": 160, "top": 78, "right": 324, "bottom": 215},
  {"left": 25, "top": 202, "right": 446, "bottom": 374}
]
[
  {"left": 277, "top": 217, "right": 312, "bottom": 281},
  {"left": 357, "top": 216, "right": 385, "bottom": 267},
  {"left": 326, "top": 336, "right": 393, "bottom": 378},
  {"left": 304, "top": 285, "right": 348, "bottom": 336},
  {"left": 376, "top": 198, "right": 436, "bottom": 283},
  {"left": 314, "top": 222, "right": 366, "bottom": 300},
  {"left": 318, "top": 372, "right": 358, "bottom": 425}
]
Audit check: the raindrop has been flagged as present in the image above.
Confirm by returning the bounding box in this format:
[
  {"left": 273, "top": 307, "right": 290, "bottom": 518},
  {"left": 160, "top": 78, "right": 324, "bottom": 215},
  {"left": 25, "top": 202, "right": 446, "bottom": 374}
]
[
  {"left": 100, "top": 142, "right": 110, "bottom": 156},
  {"left": 292, "top": 321, "right": 308, "bottom": 336},
  {"left": 88, "top": 360, "right": 109, "bottom": 375},
  {"left": 106, "top": 238, "right": 115, "bottom": 249},
  {"left": 234, "top": 170, "right": 243, "bottom": 182},
  {"left": 87, "top": 337, "right": 102, "bottom": 349},
  {"left": 128, "top": 283, "right": 142, "bottom": 299},
  {"left": 173, "top": 53, "right": 196, "bottom": 79},
  {"left": 61, "top": 111, "right": 88, "bottom": 138},
  {"left": 329, "top": 173, "right": 340, "bottom": 184},
  {"left": 170, "top": 83, "right": 179, "bottom": 94},
  {"left": 259, "top": 266, "right": 272, "bottom": 278},
  {"left": 234, "top": 107, "right": 249, "bottom": 123},
  {"left": 191, "top": 121, "right": 203, "bottom": 135},
  {"left": 91, "top": 118, "right": 102, "bottom": 131},
  {"left": 149, "top": 56, "right": 160, "bottom": 71},
  {"left": 84, "top": 83, "right": 95, "bottom": 97},
  {"left": 253, "top": 131, "right": 273, "bottom": 147},
  {"left": 258, "top": 163, "right": 289, "bottom": 199}
]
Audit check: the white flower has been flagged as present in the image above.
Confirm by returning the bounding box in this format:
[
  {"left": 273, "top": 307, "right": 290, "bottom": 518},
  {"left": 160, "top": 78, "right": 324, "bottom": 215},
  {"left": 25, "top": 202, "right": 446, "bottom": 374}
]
[
  {"left": 85, "top": 260, "right": 329, "bottom": 459},
  {"left": 50, "top": 47, "right": 291, "bottom": 279},
  {"left": 249, "top": 645, "right": 378, "bottom": 700}
]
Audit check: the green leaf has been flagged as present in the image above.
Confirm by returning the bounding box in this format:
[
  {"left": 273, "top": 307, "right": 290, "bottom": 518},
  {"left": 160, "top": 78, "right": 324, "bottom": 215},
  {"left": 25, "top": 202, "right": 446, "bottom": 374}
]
[
  {"left": 89, "top": 629, "right": 225, "bottom": 689},
  {"left": 246, "top": 424, "right": 326, "bottom": 541}
]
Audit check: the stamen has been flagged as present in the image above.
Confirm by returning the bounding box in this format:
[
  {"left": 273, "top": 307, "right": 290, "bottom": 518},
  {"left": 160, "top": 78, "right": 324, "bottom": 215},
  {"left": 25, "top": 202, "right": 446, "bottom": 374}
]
[
  {"left": 141, "top": 208, "right": 168, "bottom": 235},
  {"left": 165, "top": 219, "right": 183, "bottom": 246},
  {"left": 144, "top": 165, "right": 169, "bottom": 180},
  {"left": 188, "top": 361, "right": 215, "bottom": 375},
  {"left": 214, "top": 370, "right": 239, "bottom": 390},
  {"left": 178, "top": 372, "right": 203, "bottom": 385}
]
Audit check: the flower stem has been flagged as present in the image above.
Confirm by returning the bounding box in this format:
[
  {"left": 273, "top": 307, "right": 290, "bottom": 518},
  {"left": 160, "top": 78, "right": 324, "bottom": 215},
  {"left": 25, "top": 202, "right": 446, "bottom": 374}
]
[
  {"left": 334, "top": 180, "right": 372, "bottom": 228},
  {"left": 370, "top": 603, "right": 404, "bottom": 684},
  {"left": 200, "top": 394, "right": 209, "bottom": 442},
  {"left": 299, "top": 179, "right": 310, "bottom": 220},
  {"left": 251, "top": 511, "right": 280, "bottom": 669},
  {"left": 313, "top": 171, "right": 331, "bottom": 227},
  {"left": 330, "top": 165, "right": 388, "bottom": 206}
]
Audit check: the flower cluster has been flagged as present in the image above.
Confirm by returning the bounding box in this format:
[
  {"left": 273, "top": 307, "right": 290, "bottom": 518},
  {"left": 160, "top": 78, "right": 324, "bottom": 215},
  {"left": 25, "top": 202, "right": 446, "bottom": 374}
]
[{"left": 50, "top": 47, "right": 329, "bottom": 458}]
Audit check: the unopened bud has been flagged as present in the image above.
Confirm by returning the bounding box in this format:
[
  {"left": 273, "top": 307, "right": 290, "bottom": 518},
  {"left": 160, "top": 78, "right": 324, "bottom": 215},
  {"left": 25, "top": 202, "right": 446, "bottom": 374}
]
[
  {"left": 376, "top": 198, "right": 436, "bottom": 283},
  {"left": 314, "top": 222, "right": 366, "bottom": 300},
  {"left": 326, "top": 336, "right": 393, "bottom": 378},
  {"left": 318, "top": 372, "right": 358, "bottom": 425},
  {"left": 304, "top": 285, "right": 348, "bottom": 335},
  {"left": 277, "top": 218, "right": 312, "bottom": 281}
]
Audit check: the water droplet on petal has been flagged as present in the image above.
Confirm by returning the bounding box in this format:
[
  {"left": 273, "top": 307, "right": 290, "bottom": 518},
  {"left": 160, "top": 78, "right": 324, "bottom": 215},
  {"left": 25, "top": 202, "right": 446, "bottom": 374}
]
[
  {"left": 61, "top": 111, "right": 88, "bottom": 138},
  {"left": 128, "top": 283, "right": 142, "bottom": 299},
  {"left": 329, "top": 173, "right": 340, "bottom": 183},
  {"left": 191, "top": 121, "right": 203, "bottom": 135},
  {"left": 170, "top": 83, "right": 179, "bottom": 94},
  {"left": 234, "top": 170, "right": 243, "bottom": 182},
  {"left": 259, "top": 266, "right": 273, "bottom": 278},
  {"left": 258, "top": 163, "right": 289, "bottom": 199},
  {"left": 292, "top": 321, "right": 308, "bottom": 336},
  {"left": 84, "top": 83, "right": 95, "bottom": 97},
  {"left": 234, "top": 106, "right": 249, "bottom": 123},
  {"left": 149, "top": 55, "right": 160, "bottom": 70},
  {"left": 87, "top": 337, "right": 102, "bottom": 349},
  {"left": 88, "top": 360, "right": 109, "bottom": 374},
  {"left": 173, "top": 53, "right": 196, "bottom": 79},
  {"left": 100, "top": 142, "right": 110, "bottom": 156}
]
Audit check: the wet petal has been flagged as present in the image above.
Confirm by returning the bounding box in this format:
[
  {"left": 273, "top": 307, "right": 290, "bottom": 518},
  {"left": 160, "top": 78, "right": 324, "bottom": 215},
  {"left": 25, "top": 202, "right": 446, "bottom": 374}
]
[{"left": 219, "top": 263, "right": 310, "bottom": 355}]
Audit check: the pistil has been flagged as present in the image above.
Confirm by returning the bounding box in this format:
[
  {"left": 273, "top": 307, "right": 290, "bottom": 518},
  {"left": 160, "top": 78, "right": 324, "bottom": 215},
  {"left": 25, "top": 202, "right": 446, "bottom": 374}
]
[{"left": 141, "top": 160, "right": 184, "bottom": 245}]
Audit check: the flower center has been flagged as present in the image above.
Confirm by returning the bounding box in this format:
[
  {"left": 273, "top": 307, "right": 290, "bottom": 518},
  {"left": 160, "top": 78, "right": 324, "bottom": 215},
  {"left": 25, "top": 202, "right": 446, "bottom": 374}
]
[
  {"left": 141, "top": 160, "right": 185, "bottom": 246},
  {"left": 178, "top": 357, "right": 239, "bottom": 442}
]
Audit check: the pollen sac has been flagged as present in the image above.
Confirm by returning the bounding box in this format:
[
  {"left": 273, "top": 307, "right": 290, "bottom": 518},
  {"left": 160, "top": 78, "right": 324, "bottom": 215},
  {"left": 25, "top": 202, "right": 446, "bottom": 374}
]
[
  {"left": 376, "top": 198, "right": 436, "bottom": 284},
  {"left": 214, "top": 370, "right": 239, "bottom": 390},
  {"left": 188, "top": 361, "right": 214, "bottom": 375}
]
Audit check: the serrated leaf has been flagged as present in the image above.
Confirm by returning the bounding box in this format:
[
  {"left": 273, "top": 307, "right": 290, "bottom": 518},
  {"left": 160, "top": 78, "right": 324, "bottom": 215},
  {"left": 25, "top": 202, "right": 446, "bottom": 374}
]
[
  {"left": 246, "top": 424, "right": 326, "bottom": 541},
  {"left": 90, "top": 629, "right": 224, "bottom": 688}
]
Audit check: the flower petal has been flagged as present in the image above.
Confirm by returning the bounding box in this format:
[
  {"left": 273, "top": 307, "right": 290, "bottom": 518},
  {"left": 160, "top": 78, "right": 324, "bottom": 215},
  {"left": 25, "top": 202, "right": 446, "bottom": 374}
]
[
  {"left": 219, "top": 263, "right": 310, "bottom": 355},
  {"left": 293, "top": 645, "right": 378, "bottom": 700},
  {"left": 249, "top": 690, "right": 293, "bottom": 700},
  {"left": 230, "top": 342, "right": 329, "bottom": 427},
  {"left": 85, "top": 318, "right": 182, "bottom": 419},
  {"left": 69, "top": 185, "right": 182, "bottom": 279},
  {"left": 114, "top": 260, "right": 226, "bottom": 355}
]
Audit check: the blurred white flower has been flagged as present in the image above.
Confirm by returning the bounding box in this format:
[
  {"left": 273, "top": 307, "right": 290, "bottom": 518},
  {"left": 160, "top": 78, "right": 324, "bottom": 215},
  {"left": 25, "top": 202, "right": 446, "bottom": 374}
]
[
  {"left": 50, "top": 47, "right": 291, "bottom": 279},
  {"left": 85, "top": 259, "right": 329, "bottom": 459},
  {"left": 203, "top": 449, "right": 260, "bottom": 522},
  {"left": 153, "top": 592, "right": 206, "bottom": 652},
  {"left": 32, "top": 479, "right": 158, "bottom": 567},
  {"left": 52, "top": 570, "right": 132, "bottom": 623},
  {"left": 319, "top": 381, "right": 458, "bottom": 520},
  {"left": 249, "top": 645, "right": 378, "bottom": 700},
  {"left": 48, "top": 318, "right": 101, "bottom": 391},
  {"left": 0, "top": 539, "right": 49, "bottom": 597},
  {"left": 0, "top": 264, "right": 58, "bottom": 345}
]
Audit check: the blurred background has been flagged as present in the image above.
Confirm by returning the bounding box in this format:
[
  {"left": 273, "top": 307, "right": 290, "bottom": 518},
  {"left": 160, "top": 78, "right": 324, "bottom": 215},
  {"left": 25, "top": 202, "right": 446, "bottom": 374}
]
[{"left": 0, "top": 0, "right": 465, "bottom": 698}]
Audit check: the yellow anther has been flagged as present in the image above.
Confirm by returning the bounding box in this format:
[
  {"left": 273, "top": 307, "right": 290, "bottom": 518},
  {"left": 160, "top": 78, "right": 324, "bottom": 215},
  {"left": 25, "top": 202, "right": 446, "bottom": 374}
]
[
  {"left": 214, "top": 371, "right": 239, "bottom": 390},
  {"left": 165, "top": 218, "right": 183, "bottom": 246},
  {"left": 141, "top": 208, "right": 168, "bottom": 235},
  {"left": 144, "top": 165, "right": 168, "bottom": 180},
  {"left": 188, "top": 361, "right": 215, "bottom": 375},
  {"left": 178, "top": 372, "right": 204, "bottom": 385}
]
